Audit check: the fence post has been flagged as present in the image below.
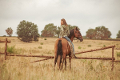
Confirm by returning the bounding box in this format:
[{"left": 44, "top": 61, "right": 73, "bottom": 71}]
[
  {"left": 111, "top": 46, "right": 115, "bottom": 71},
  {"left": 5, "top": 38, "right": 7, "bottom": 60}
]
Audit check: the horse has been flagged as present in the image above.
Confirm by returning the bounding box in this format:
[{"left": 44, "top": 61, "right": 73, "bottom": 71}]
[{"left": 54, "top": 27, "right": 83, "bottom": 70}]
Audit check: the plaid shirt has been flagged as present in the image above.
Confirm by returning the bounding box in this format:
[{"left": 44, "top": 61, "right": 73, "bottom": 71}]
[{"left": 60, "top": 25, "right": 70, "bottom": 37}]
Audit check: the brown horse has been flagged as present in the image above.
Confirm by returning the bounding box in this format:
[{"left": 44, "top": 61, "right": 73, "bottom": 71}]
[{"left": 54, "top": 27, "right": 83, "bottom": 70}]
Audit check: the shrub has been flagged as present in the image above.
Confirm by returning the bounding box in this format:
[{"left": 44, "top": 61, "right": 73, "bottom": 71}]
[
  {"left": 103, "top": 45, "right": 106, "bottom": 47},
  {"left": 88, "top": 45, "right": 91, "bottom": 47},
  {"left": 38, "top": 46, "right": 42, "bottom": 49},
  {"left": 3, "top": 35, "right": 6, "bottom": 37},
  {"left": 40, "top": 43, "right": 43, "bottom": 45},
  {"left": 7, "top": 46, "right": 21, "bottom": 54},
  {"left": 44, "top": 38, "right": 47, "bottom": 40},
  {"left": 17, "top": 20, "right": 39, "bottom": 42},
  {"left": 78, "top": 46, "right": 81, "bottom": 49},
  {"left": 117, "top": 52, "right": 120, "bottom": 57},
  {"left": 7, "top": 45, "right": 15, "bottom": 53}
]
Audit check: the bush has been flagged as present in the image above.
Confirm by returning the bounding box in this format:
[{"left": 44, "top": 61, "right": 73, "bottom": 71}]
[
  {"left": 78, "top": 46, "right": 81, "bottom": 49},
  {"left": 17, "top": 20, "right": 39, "bottom": 42},
  {"left": 7, "top": 45, "right": 15, "bottom": 53},
  {"left": 7, "top": 46, "right": 21, "bottom": 54},
  {"left": 88, "top": 45, "right": 91, "bottom": 47},
  {"left": 44, "top": 38, "right": 47, "bottom": 40},
  {"left": 38, "top": 46, "right": 42, "bottom": 49},
  {"left": 103, "top": 45, "right": 106, "bottom": 47},
  {"left": 116, "top": 30, "right": 120, "bottom": 38},
  {"left": 117, "top": 52, "right": 120, "bottom": 57},
  {"left": 3, "top": 35, "right": 6, "bottom": 37},
  {"left": 40, "top": 43, "right": 43, "bottom": 45}
]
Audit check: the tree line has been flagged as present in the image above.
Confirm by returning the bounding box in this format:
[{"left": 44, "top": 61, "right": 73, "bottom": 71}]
[
  {"left": 4, "top": 20, "right": 120, "bottom": 42},
  {"left": 41, "top": 23, "right": 79, "bottom": 38},
  {"left": 86, "top": 26, "right": 111, "bottom": 39}
]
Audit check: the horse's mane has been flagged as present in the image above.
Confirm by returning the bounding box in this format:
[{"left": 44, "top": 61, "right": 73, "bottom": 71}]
[{"left": 68, "top": 29, "right": 74, "bottom": 39}]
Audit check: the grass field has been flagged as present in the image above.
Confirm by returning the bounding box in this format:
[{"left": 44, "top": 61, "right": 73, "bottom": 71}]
[{"left": 0, "top": 37, "right": 120, "bottom": 80}]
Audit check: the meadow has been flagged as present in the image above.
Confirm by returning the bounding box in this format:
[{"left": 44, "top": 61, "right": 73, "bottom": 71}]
[{"left": 0, "top": 37, "right": 120, "bottom": 80}]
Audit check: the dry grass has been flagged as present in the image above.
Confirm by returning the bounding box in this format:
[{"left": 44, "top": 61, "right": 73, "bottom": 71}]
[{"left": 0, "top": 37, "right": 120, "bottom": 80}]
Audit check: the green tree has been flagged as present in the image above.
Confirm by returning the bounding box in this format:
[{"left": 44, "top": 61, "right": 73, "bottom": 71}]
[
  {"left": 6, "top": 27, "right": 13, "bottom": 37},
  {"left": 41, "top": 23, "right": 57, "bottom": 37},
  {"left": 41, "top": 24, "right": 80, "bottom": 37},
  {"left": 17, "top": 20, "right": 39, "bottom": 42},
  {"left": 116, "top": 30, "right": 120, "bottom": 38},
  {"left": 86, "top": 29, "right": 95, "bottom": 39},
  {"left": 55, "top": 26, "right": 60, "bottom": 38},
  {"left": 94, "top": 26, "right": 111, "bottom": 39}
]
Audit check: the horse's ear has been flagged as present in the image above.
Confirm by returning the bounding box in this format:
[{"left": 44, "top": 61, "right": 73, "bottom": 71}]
[
  {"left": 74, "top": 27, "right": 80, "bottom": 30},
  {"left": 74, "top": 27, "right": 78, "bottom": 30}
]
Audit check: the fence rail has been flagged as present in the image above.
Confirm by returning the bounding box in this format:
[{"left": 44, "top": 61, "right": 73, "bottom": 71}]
[{"left": 75, "top": 45, "right": 115, "bottom": 54}]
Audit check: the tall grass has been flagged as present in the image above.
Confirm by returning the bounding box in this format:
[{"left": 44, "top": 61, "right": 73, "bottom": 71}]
[
  {"left": 0, "top": 63, "right": 9, "bottom": 80},
  {"left": 0, "top": 57, "right": 119, "bottom": 80}
]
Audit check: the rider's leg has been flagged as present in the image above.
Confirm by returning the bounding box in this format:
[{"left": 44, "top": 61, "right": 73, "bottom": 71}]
[{"left": 64, "top": 36, "right": 76, "bottom": 58}]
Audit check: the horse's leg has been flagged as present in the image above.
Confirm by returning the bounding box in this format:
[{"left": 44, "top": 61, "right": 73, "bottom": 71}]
[
  {"left": 60, "top": 55, "right": 63, "bottom": 70},
  {"left": 65, "top": 57, "right": 67, "bottom": 70},
  {"left": 54, "top": 53, "right": 57, "bottom": 70},
  {"left": 63, "top": 53, "right": 67, "bottom": 70},
  {"left": 57, "top": 55, "right": 61, "bottom": 70},
  {"left": 69, "top": 54, "right": 71, "bottom": 69}
]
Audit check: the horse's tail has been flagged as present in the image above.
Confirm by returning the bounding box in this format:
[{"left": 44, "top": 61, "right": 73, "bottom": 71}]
[
  {"left": 57, "top": 40, "right": 62, "bottom": 55},
  {"left": 57, "top": 40, "right": 62, "bottom": 69}
]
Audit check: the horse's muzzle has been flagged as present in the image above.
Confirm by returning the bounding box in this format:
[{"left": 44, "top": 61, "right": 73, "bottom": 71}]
[{"left": 78, "top": 37, "right": 83, "bottom": 42}]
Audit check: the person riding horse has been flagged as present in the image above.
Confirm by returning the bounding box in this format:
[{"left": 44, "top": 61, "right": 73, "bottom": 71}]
[
  {"left": 54, "top": 19, "right": 83, "bottom": 70},
  {"left": 59, "top": 18, "right": 76, "bottom": 58}
]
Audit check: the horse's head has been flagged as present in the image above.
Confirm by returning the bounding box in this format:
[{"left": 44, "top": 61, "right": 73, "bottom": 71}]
[{"left": 74, "top": 27, "right": 83, "bottom": 42}]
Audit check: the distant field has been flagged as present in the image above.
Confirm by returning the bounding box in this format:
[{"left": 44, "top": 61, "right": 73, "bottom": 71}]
[{"left": 0, "top": 37, "right": 120, "bottom": 80}]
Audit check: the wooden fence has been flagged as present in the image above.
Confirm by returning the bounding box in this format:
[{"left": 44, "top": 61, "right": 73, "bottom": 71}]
[{"left": 0, "top": 38, "right": 120, "bottom": 70}]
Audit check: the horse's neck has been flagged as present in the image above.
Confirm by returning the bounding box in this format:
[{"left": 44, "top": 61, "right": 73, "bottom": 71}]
[{"left": 70, "top": 36, "right": 74, "bottom": 42}]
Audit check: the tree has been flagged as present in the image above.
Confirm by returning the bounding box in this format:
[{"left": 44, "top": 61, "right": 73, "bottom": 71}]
[
  {"left": 94, "top": 26, "right": 111, "bottom": 39},
  {"left": 55, "top": 27, "right": 60, "bottom": 38},
  {"left": 41, "top": 24, "right": 80, "bottom": 37},
  {"left": 17, "top": 20, "right": 39, "bottom": 42},
  {"left": 116, "top": 30, "right": 120, "bottom": 38},
  {"left": 41, "top": 23, "right": 57, "bottom": 37},
  {"left": 86, "top": 28, "right": 95, "bottom": 39},
  {"left": 6, "top": 27, "right": 13, "bottom": 37}
]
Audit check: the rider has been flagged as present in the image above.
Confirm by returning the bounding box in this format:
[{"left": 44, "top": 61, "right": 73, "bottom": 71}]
[{"left": 59, "top": 18, "right": 76, "bottom": 58}]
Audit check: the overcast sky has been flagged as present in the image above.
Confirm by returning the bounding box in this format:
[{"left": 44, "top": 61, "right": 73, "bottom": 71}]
[{"left": 0, "top": 0, "right": 120, "bottom": 38}]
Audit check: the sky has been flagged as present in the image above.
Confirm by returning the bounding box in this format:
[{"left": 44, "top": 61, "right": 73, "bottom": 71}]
[{"left": 0, "top": 0, "right": 120, "bottom": 38}]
